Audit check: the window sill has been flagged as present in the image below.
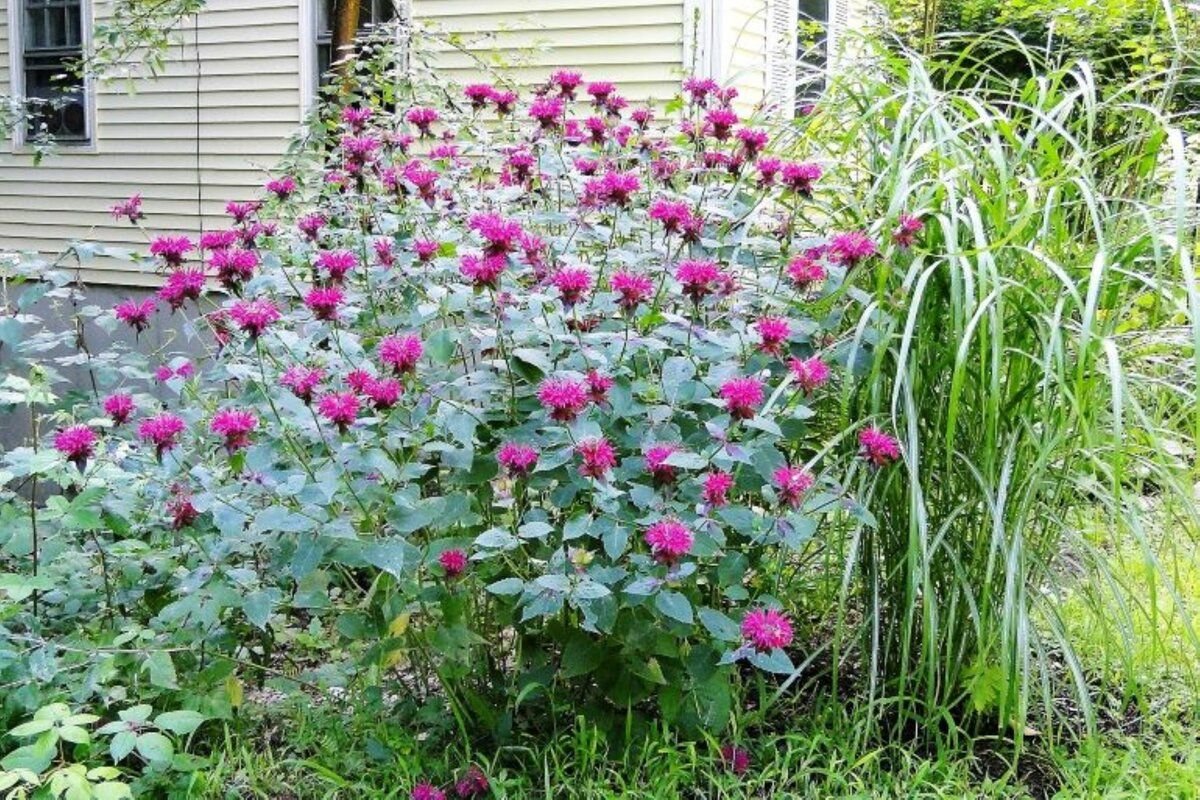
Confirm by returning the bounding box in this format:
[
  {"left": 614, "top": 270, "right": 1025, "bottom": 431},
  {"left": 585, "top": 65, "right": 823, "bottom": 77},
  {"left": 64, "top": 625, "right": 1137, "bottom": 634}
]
[{"left": 8, "top": 141, "right": 100, "bottom": 157}]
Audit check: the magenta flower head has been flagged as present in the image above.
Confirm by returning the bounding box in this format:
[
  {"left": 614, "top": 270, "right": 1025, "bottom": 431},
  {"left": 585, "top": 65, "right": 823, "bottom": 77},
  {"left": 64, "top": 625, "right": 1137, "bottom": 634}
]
[
  {"left": 683, "top": 75, "right": 720, "bottom": 105},
  {"left": 114, "top": 298, "right": 156, "bottom": 333},
  {"left": 529, "top": 96, "right": 565, "bottom": 130},
  {"left": 859, "top": 426, "right": 900, "bottom": 467},
  {"left": 317, "top": 391, "right": 360, "bottom": 433},
  {"left": 158, "top": 268, "right": 206, "bottom": 310},
  {"left": 210, "top": 248, "right": 259, "bottom": 289},
  {"left": 585, "top": 370, "right": 613, "bottom": 405},
  {"left": 280, "top": 365, "right": 323, "bottom": 404},
  {"left": 828, "top": 231, "right": 879, "bottom": 267},
  {"left": 454, "top": 765, "right": 489, "bottom": 797},
  {"left": 497, "top": 441, "right": 539, "bottom": 477},
  {"left": 644, "top": 518, "right": 693, "bottom": 565},
  {"left": 786, "top": 254, "right": 827, "bottom": 290},
  {"left": 149, "top": 235, "right": 194, "bottom": 267},
  {"left": 103, "top": 393, "right": 135, "bottom": 426},
  {"left": 742, "top": 607, "right": 793, "bottom": 652},
  {"left": 378, "top": 334, "right": 423, "bottom": 375},
  {"left": 459, "top": 253, "right": 507, "bottom": 290},
  {"left": 719, "top": 376, "right": 764, "bottom": 420},
  {"left": 537, "top": 376, "right": 589, "bottom": 422},
  {"left": 610, "top": 271, "right": 654, "bottom": 311},
  {"left": 225, "top": 200, "right": 260, "bottom": 224},
  {"left": 414, "top": 239, "right": 440, "bottom": 262},
  {"left": 550, "top": 267, "right": 593, "bottom": 307},
  {"left": 893, "top": 213, "right": 924, "bottom": 248},
  {"left": 346, "top": 369, "right": 375, "bottom": 395},
  {"left": 491, "top": 89, "right": 518, "bottom": 115},
  {"left": 315, "top": 249, "right": 359, "bottom": 283},
  {"left": 365, "top": 377, "right": 403, "bottom": 410},
  {"left": 780, "top": 161, "right": 822, "bottom": 194},
  {"left": 297, "top": 212, "right": 326, "bottom": 242},
  {"left": 229, "top": 298, "right": 280, "bottom": 338},
  {"left": 704, "top": 108, "right": 739, "bottom": 140},
  {"left": 550, "top": 69, "right": 584, "bottom": 98},
  {"left": 54, "top": 424, "right": 97, "bottom": 468},
  {"left": 789, "top": 356, "right": 830, "bottom": 394},
  {"left": 200, "top": 229, "right": 238, "bottom": 252},
  {"left": 210, "top": 408, "right": 258, "bottom": 453},
  {"left": 138, "top": 412, "right": 186, "bottom": 459},
  {"left": 167, "top": 484, "right": 198, "bottom": 530},
  {"left": 644, "top": 443, "right": 680, "bottom": 486},
  {"left": 719, "top": 744, "right": 751, "bottom": 776},
  {"left": 463, "top": 82, "right": 495, "bottom": 109},
  {"left": 703, "top": 470, "right": 734, "bottom": 508},
  {"left": 438, "top": 548, "right": 468, "bottom": 579},
  {"left": 754, "top": 316, "right": 791, "bottom": 356},
  {"left": 576, "top": 436, "right": 617, "bottom": 479},
  {"left": 304, "top": 286, "right": 344, "bottom": 321},
  {"left": 469, "top": 212, "right": 524, "bottom": 256},
  {"left": 736, "top": 127, "right": 769, "bottom": 159},
  {"left": 341, "top": 104, "right": 373, "bottom": 130},
  {"left": 675, "top": 259, "right": 721, "bottom": 303},
  {"left": 110, "top": 193, "right": 144, "bottom": 223},
  {"left": 264, "top": 175, "right": 296, "bottom": 199},
  {"left": 772, "top": 465, "right": 814, "bottom": 509},
  {"left": 405, "top": 106, "right": 440, "bottom": 136},
  {"left": 756, "top": 157, "right": 782, "bottom": 187},
  {"left": 410, "top": 783, "right": 445, "bottom": 800}
]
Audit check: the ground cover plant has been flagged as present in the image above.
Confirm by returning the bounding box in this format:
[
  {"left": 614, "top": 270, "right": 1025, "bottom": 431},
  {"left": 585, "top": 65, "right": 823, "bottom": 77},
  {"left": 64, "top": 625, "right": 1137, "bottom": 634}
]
[{"left": 1, "top": 18, "right": 1198, "bottom": 800}]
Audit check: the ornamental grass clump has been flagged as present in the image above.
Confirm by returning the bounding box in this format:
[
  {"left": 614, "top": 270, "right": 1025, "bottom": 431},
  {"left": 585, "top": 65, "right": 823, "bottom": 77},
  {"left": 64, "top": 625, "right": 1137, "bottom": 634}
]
[{"left": 2, "top": 37, "right": 907, "bottom": 741}]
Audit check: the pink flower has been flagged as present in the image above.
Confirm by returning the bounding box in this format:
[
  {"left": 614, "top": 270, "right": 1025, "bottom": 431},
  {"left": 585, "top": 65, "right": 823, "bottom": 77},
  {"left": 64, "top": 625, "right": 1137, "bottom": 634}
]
[
  {"left": 683, "top": 76, "right": 720, "bottom": 104},
  {"left": 225, "top": 200, "right": 260, "bottom": 224},
  {"left": 754, "top": 317, "right": 791, "bottom": 355},
  {"left": 115, "top": 298, "right": 156, "bottom": 332},
  {"left": 138, "top": 412, "right": 186, "bottom": 457},
  {"left": 341, "top": 105, "right": 373, "bottom": 130},
  {"left": 366, "top": 377, "right": 403, "bottom": 409},
  {"left": 167, "top": 484, "right": 198, "bottom": 530},
  {"left": 374, "top": 238, "right": 395, "bottom": 268},
  {"left": 550, "top": 267, "right": 593, "bottom": 306},
  {"left": 704, "top": 108, "right": 739, "bottom": 140},
  {"left": 789, "top": 356, "right": 830, "bottom": 394},
  {"left": 318, "top": 391, "right": 360, "bottom": 432},
  {"left": 529, "top": 96, "right": 565, "bottom": 129},
  {"left": 550, "top": 69, "right": 584, "bottom": 98},
  {"left": 410, "top": 783, "right": 445, "bottom": 800},
  {"left": 756, "top": 157, "right": 782, "bottom": 187},
  {"left": 780, "top": 162, "right": 822, "bottom": 194},
  {"left": 200, "top": 229, "right": 238, "bottom": 252},
  {"left": 469, "top": 212, "right": 523, "bottom": 256},
  {"left": 828, "top": 231, "right": 878, "bottom": 266},
  {"left": 772, "top": 465, "right": 813, "bottom": 508},
  {"left": 280, "top": 365, "right": 323, "bottom": 403},
  {"left": 305, "top": 287, "right": 343, "bottom": 320},
  {"left": 583, "top": 170, "right": 640, "bottom": 207},
  {"left": 610, "top": 271, "right": 654, "bottom": 311},
  {"left": 210, "top": 408, "right": 258, "bottom": 453},
  {"left": 103, "top": 393, "right": 135, "bottom": 425},
  {"left": 675, "top": 259, "right": 721, "bottom": 303},
  {"left": 893, "top": 213, "right": 924, "bottom": 248},
  {"left": 644, "top": 444, "right": 680, "bottom": 485},
  {"left": 538, "top": 377, "right": 590, "bottom": 422},
  {"left": 154, "top": 363, "right": 193, "bottom": 383},
  {"left": 408, "top": 107, "right": 441, "bottom": 136},
  {"left": 491, "top": 89, "right": 518, "bottom": 115},
  {"left": 297, "top": 212, "right": 326, "bottom": 241},
  {"left": 576, "top": 436, "right": 617, "bottom": 478},
  {"left": 648, "top": 198, "right": 695, "bottom": 236},
  {"left": 719, "top": 377, "right": 764, "bottom": 420},
  {"left": 265, "top": 176, "right": 297, "bottom": 199},
  {"left": 858, "top": 426, "right": 900, "bottom": 467},
  {"left": 378, "top": 334, "right": 423, "bottom": 374},
  {"left": 786, "top": 255, "right": 827, "bottom": 289},
  {"left": 454, "top": 765, "right": 489, "bottom": 797},
  {"left": 644, "top": 518, "right": 693, "bottom": 564},
  {"left": 110, "top": 193, "right": 144, "bottom": 223},
  {"left": 414, "top": 239, "right": 440, "bottom": 262},
  {"left": 54, "top": 424, "right": 97, "bottom": 467},
  {"left": 229, "top": 298, "right": 280, "bottom": 338},
  {"left": 585, "top": 370, "right": 613, "bottom": 405},
  {"left": 736, "top": 127, "right": 769, "bottom": 158},
  {"left": 497, "top": 442, "right": 539, "bottom": 476},
  {"left": 741, "top": 607, "right": 793, "bottom": 651},
  {"left": 586, "top": 80, "right": 615, "bottom": 104},
  {"left": 158, "top": 268, "right": 206, "bottom": 310},
  {"left": 210, "top": 248, "right": 259, "bottom": 289},
  {"left": 459, "top": 253, "right": 507, "bottom": 289},
  {"left": 464, "top": 83, "right": 495, "bottom": 109},
  {"left": 439, "top": 549, "right": 468, "bottom": 579},
  {"left": 719, "top": 744, "right": 751, "bottom": 776},
  {"left": 703, "top": 471, "right": 734, "bottom": 508},
  {"left": 346, "top": 369, "right": 375, "bottom": 394},
  {"left": 149, "top": 235, "right": 194, "bottom": 266},
  {"left": 630, "top": 107, "right": 654, "bottom": 128},
  {"left": 315, "top": 250, "right": 359, "bottom": 283}
]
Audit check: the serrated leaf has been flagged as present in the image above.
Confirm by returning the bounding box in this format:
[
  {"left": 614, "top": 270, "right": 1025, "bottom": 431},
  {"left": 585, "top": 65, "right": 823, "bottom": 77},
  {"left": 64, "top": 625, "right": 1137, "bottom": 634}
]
[
  {"left": 109, "top": 730, "right": 137, "bottom": 763},
  {"left": 698, "top": 607, "right": 740, "bottom": 642},
  {"left": 486, "top": 577, "right": 525, "bottom": 596},
  {"left": 154, "top": 710, "right": 207, "bottom": 736},
  {"left": 655, "top": 590, "right": 694, "bottom": 624},
  {"left": 135, "top": 732, "right": 174, "bottom": 764},
  {"left": 144, "top": 651, "right": 177, "bottom": 689}
]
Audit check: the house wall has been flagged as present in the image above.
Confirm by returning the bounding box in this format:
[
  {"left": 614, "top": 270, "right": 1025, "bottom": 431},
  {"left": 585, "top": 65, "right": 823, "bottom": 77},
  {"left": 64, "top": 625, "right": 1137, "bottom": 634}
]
[
  {"left": 0, "top": 0, "right": 305, "bottom": 286},
  {"left": 722, "top": 0, "right": 769, "bottom": 114}
]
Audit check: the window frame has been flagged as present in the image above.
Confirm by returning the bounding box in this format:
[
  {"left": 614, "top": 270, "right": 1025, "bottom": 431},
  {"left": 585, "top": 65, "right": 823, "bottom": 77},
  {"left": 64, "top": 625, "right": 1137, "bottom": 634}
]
[
  {"left": 7, "top": 0, "right": 96, "bottom": 150},
  {"left": 302, "top": 0, "right": 404, "bottom": 115}
]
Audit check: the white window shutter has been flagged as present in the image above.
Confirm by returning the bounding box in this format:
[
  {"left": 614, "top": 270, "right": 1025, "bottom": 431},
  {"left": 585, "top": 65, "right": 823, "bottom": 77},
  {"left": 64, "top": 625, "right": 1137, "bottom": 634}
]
[
  {"left": 827, "top": 0, "right": 851, "bottom": 72},
  {"left": 765, "top": 0, "right": 799, "bottom": 117}
]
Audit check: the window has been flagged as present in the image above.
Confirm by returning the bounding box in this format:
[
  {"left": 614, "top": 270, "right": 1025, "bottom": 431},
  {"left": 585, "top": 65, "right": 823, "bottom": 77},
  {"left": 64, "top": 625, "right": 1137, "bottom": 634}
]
[
  {"left": 795, "top": 0, "right": 829, "bottom": 108},
  {"left": 315, "top": 0, "right": 399, "bottom": 82},
  {"left": 19, "top": 0, "right": 89, "bottom": 143}
]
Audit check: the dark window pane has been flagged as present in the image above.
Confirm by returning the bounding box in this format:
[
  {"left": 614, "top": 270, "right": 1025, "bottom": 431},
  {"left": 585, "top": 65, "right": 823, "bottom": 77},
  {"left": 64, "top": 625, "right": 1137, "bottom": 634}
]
[
  {"left": 23, "top": 0, "right": 87, "bottom": 141},
  {"left": 316, "top": 0, "right": 399, "bottom": 83}
]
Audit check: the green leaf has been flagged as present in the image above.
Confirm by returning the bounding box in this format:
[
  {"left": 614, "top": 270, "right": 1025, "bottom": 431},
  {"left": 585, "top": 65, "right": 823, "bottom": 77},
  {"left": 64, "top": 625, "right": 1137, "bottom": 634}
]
[
  {"left": 561, "top": 634, "right": 604, "bottom": 678},
  {"left": 426, "top": 328, "right": 457, "bottom": 364},
  {"left": 110, "top": 730, "right": 137, "bottom": 762},
  {"left": 361, "top": 538, "right": 420, "bottom": 579},
  {"left": 698, "top": 607, "right": 741, "bottom": 642},
  {"left": 1, "top": 732, "right": 56, "bottom": 772},
  {"left": 661, "top": 356, "right": 696, "bottom": 404},
  {"left": 486, "top": 578, "right": 525, "bottom": 596},
  {"left": 58, "top": 725, "right": 90, "bottom": 744},
  {"left": 144, "top": 651, "right": 178, "bottom": 689},
  {"left": 602, "top": 524, "right": 629, "bottom": 559},
  {"left": 153, "top": 710, "right": 207, "bottom": 736},
  {"left": 749, "top": 648, "right": 794, "bottom": 674},
  {"left": 655, "top": 590, "right": 694, "bottom": 624},
  {"left": 7, "top": 719, "right": 54, "bottom": 737},
  {"left": 94, "top": 782, "right": 133, "bottom": 800},
  {"left": 135, "top": 732, "right": 174, "bottom": 764}
]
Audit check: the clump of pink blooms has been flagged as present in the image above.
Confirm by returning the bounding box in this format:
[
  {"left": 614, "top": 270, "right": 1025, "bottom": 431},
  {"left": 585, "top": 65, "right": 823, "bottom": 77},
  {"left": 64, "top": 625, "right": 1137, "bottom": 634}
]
[
  {"left": 754, "top": 316, "right": 791, "bottom": 355},
  {"left": 138, "top": 412, "right": 186, "bottom": 458},
  {"left": 229, "top": 298, "right": 280, "bottom": 338},
  {"left": 538, "top": 377, "right": 590, "bottom": 422},
  {"left": 773, "top": 465, "right": 814, "bottom": 509},
  {"left": 115, "top": 298, "right": 156, "bottom": 332},
  {"left": 454, "top": 765, "right": 489, "bottom": 797},
  {"left": 719, "top": 377, "right": 764, "bottom": 420},
  {"left": 576, "top": 436, "right": 617, "bottom": 479},
  {"left": 719, "top": 744, "right": 751, "bottom": 776},
  {"left": 378, "top": 334, "right": 423, "bottom": 374},
  {"left": 410, "top": 783, "right": 444, "bottom": 800},
  {"left": 644, "top": 443, "right": 679, "bottom": 485},
  {"left": 741, "top": 607, "right": 794, "bottom": 651},
  {"left": 318, "top": 391, "right": 360, "bottom": 433},
  {"left": 610, "top": 271, "right": 654, "bottom": 310},
  {"left": 280, "top": 366, "right": 322, "bottom": 403},
  {"left": 210, "top": 408, "right": 258, "bottom": 453},
  {"left": 497, "top": 442, "right": 539, "bottom": 476},
  {"left": 439, "top": 549, "right": 468, "bottom": 579},
  {"left": 703, "top": 471, "right": 735, "bottom": 508},
  {"left": 54, "top": 424, "right": 97, "bottom": 467},
  {"left": 859, "top": 426, "right": 901, "bottom": 466},
  {"left": 643, "top": 518, "right": 693, "bottom": 564},
  {"left": 103, "top": 393, "right": 135, "bottom": 425}
]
